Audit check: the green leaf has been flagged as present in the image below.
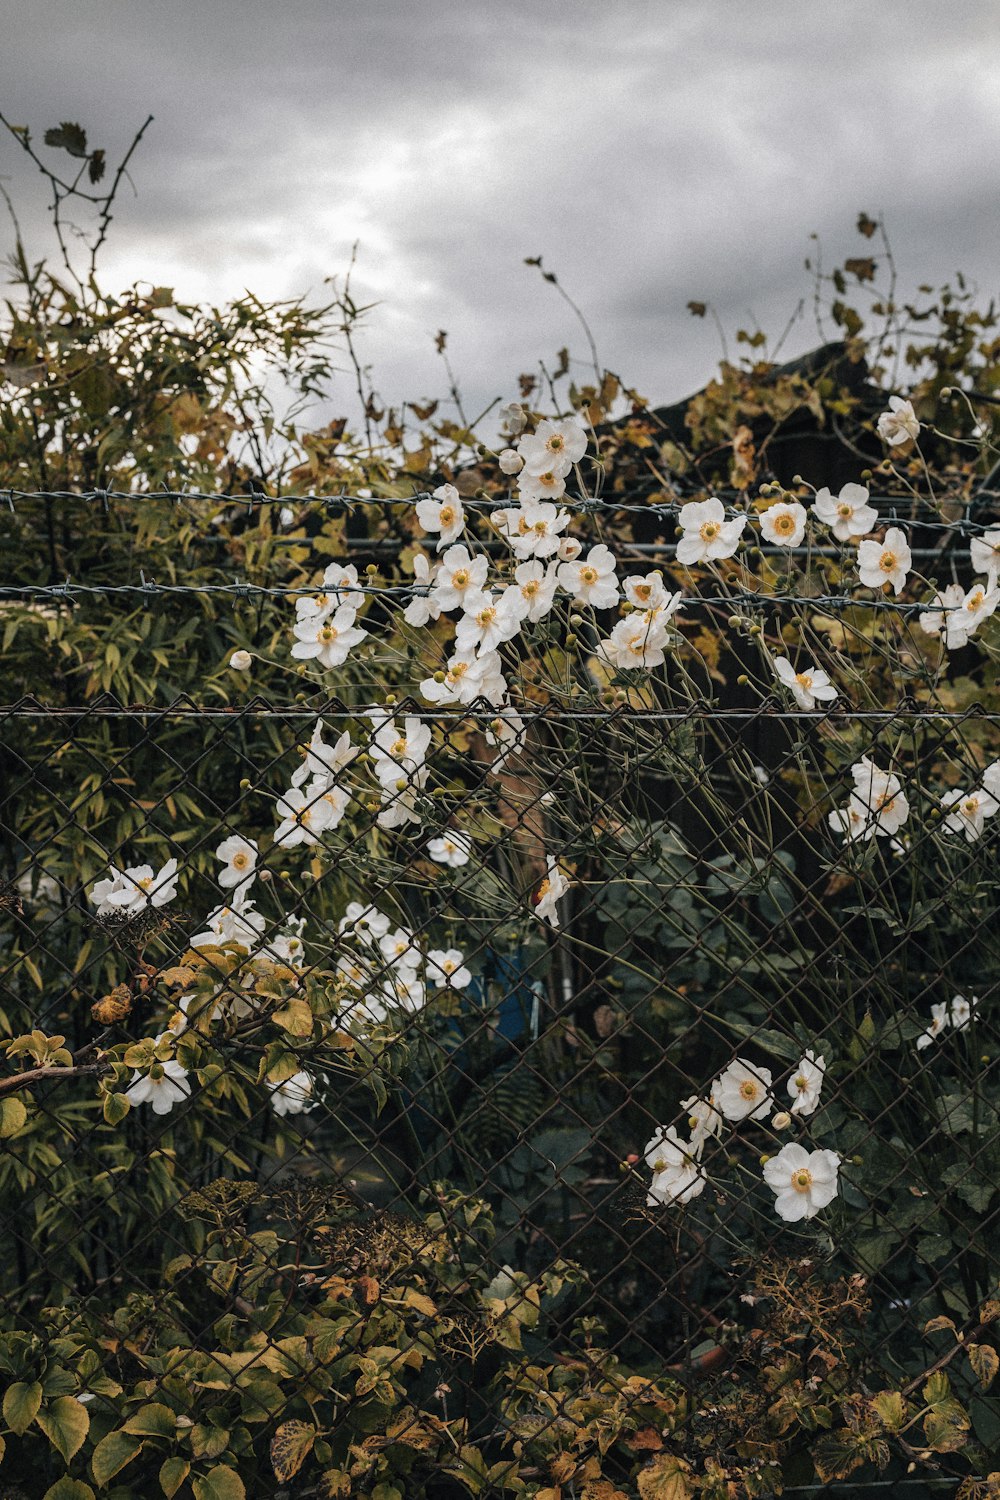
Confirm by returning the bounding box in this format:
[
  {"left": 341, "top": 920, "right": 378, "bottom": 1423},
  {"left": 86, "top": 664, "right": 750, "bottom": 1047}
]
[
  {"left": 91, "top": 1430, "right": 144, "bottom": 1487},
  {"left": 191, "top": 1466, "right": 246, "bottom": 1500},
  {"left": 3, "top": 1379, "right": 42, "bottom": 1434},
  {"left": 0, "top": 1097, "right": 28, "bottom": 1138},
  {"left": 123, "top": 1402, "right": 176, "bottom": 1438},
  {"left": 43, "top": 1481, "right": 96, "bottom": 1500},
  {"left": 102, "top": 1092, "right": 131, "bottom": 1126},
  {"left": 159, "top": 1457, "right": 190, "bottom": 1498},
  {"left": 190, "top": 1423, "right": 230, "bottom": 1460},
  {"left": 36, "top": 1395, "right": 90, "bottom": 1462},
  {"left": 270, "top": 1420, "right": 316, "bottom": 1482}
]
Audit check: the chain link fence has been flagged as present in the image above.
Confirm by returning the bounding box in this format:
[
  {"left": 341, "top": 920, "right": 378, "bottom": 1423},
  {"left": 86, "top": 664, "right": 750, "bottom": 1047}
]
[{"left": 1, "top": 483, "right": 998, "bottom": 1498}]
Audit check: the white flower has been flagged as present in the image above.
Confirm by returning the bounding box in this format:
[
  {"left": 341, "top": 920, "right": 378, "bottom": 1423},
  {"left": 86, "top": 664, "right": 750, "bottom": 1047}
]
[
  {"left": 949, "top": 581, "right": 1000, "bottom": 648},
  {"left": 416, "top": 484, "right": 465, "bottom": 550},
  {"left": 279, "top": 506, "right": 295, "bottom": 529},
  {"left": 557, "top": 536, "right": 583, "bottom": 562},
  {"left": 675, "top": 497, "right": 746, "bottom": 564},
  {"left": 498, "top": 401, "right": 527, "bottom": 437},
  {"left": 92, "top": 858, "right": 179, "bottom": 915},
  {"left": 760, "top": 501, "right": 808, "bottom": 548},
  {"left": 556, "top": 544, "right": 620, "bottom": 609},
  {"left": 498, "top": 447, "right": 524, "bottom": 476},
  {"left": 857, "top": 526, "right": 911, "bottom": 595},
  {"left": 290, "top": 721, "right": 357, "bottom": 789},
  {"left": 941, "top": 785, "right": 1000, "bottom": 842},
  {"left": 455, "top": 590, "right": 525, "bottom": 654},
  {"left": 495, "top": 501, "right": 570, "bottom": 560},
  {"left": 916, "top": 1001, "right": 950, "bottom": 1050},
  {"left": 230, "top": 649, "right": 252, "bottom": 671},
  {"left": 713, "top": 1058, "right": 773, "bottom": 1122},
  {"left": 274, "top": 783, "right": 342, "bottom": 846},
  {"left": 267, "top": 917, "right": 307, "bottom": 967},
  {"left": 290, "top": 605, "right": 368, "bottom": 668},
  {"left": 420, "top": 650, "right": 507, "bottom": 707},
  {"left": 970, "top": 528, "right": 1000, "bottom": 580},
  {"left": 848, "top": 757, "right": 909, "bottom": 838},
  {"left": 367, "top": 712, "right": 432, "bottom": 787},
  {"left": 624, "top": 571, "right": 671, "bottom": 611},
  {"left": 426, "top": 947, "right": 473, "bottom": 990},
  {"left": 427, "top": 831, "right": 473, "bottom": 867},
  {"left": 772, "top": 657, "right": 837, "bottom": 710},
  {"left": 431, "top": 544, "right": 490, "bottom": 612},
  {"left": 191, "top": 888, "right": 266, "bottom": 951},
  {"left": 269, "top": 1071, "right": 314, "bottom": 1117},
  {"left": 598, "top": 613, "right": 671, "bottom": 670},
  {"left": 762, "top": 1143, "right": 840, "bottom": 1222},
  {"left": 507, "top": 560, "right": 559, "bottom": 622},
  {"left": 380, "top": 926, "right": 422, "bottom": 970},
  {"left": 402, "top": 553, "right": 442, "bottom": 627},
  {"left": 679, "top": 1094, "right": 724, "bottom": 1155},
  {"left": 215, "top": 835, "right": 258, "bottom": 891},
  {"left": 811, "top": 483, "right": 878, "bottom": 541},
  {"left": 950, "top": 993, "right": 978, "bottom": 1030},
  {"left": 517, "top": 468, "right": 567, "bottom": 503},
  {"left": 485, "top": 708, "right": 529, "bottom": 771},
  {"left": 877, "top": 396, "right": 920, "bottom": 447},
  {"left": 126, "top": 1059, "right": 191, "bottom": 1116},
  {"left": 321, "top": 563, "right": 366, "bottom": 608},
  {"left": 918, "top": 584, "right": 966, "bottom": 642},
  {"left": 827, "top": 802, "right": 868, "bottom": 842},
  {"left": 518, "top": 415, "right": 587, "bottom": 471},
  {"left": 534, "top": 856, "right": 569, "bottom": 927},
  {"left": 787, "top": 1051, "right": 826, "bottom": 1117},
  {"left": 984, "top": 761, "right": 1000, "bottom": 801},
  {"left": 338, "top": 902, "right": 391, "bottom": 945},
  {"left": 645, "top": 1126, "right": 707, "bottom": 1206}
]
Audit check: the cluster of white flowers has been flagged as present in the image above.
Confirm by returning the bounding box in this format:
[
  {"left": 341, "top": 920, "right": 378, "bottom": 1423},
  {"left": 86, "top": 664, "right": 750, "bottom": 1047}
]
[
  {"left": 274, "top": 719, "right": 357, "bottom": 846},
  {"left": 916, "top": 993, "right": 979, "bottom": 1051},
  {"left": 334, "top": 898, "right": 473, "bottom": 1027},
  {"left": 919, "top": 574, "right": 1000, "bottom": 651},
  {"left": 828, "top": 757, "right": 1000, "bottom": 847},
  {"left": 645, "top": 1049, "right": 838, "bottom": 1222},
  {"left": 828, "top": 758, "right": 910, "bottom": 845},
  {"left": 290, "top": 562, "right": 368, "bottom": 669}
]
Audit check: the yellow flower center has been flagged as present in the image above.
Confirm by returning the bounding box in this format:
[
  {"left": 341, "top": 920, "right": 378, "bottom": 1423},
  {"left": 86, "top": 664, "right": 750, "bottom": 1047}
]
[
  {"left": 391, "top": 737, "right": 408, "bottom": 756},
  {"left": 453, "top": 568, "right": 469, "bottom": 587},
  {"left": 293, "top": 807, "right": 312, "bottom": 826},
  {"left": 477, "top": 606, "right": 497, "bottom": 627},
  {"left": 700, "top": 520, "right": 720, "bottom": 540},
  {"left": 539, "top": 471, "right": 557, "bottom": 487},
  {"left": 795, "top": 672, "right": 813, "bottom": 691},
  {"left": 536, "top": 877, "right": 551, "bottom": 901},
  {"left": 774, "top": 513, "right": 795, "bottom": 535},
  {"left": 319, "top": 625, "right": 338, "bottom": 643},
  {"left": 879, "top": 551, "right": 897, "bottom": 572},
  {"left": 548, "top": 435, "right": 565, "bottom": 453},
  {"left": 794, "top": 1074, "right": 808, "bottom": 1092},
  {"left": 792, "top": 1168, "right": 813, "bottom": 1193},
  {"left": 532, "top": 518, "right": 549, "bottom": 534},
  {"left": 963, "top": 797, "right": 980, "bottom": 817},
  {"left": 443, "top": 959, "right": 456, "bottom": 974},
  {"left": 136, "top": 876, "right": 152, "bottom": 890},
  {"left": 233, "top": 852, "right": 249, "bottom": 869},
  {"left": 966, "top": 590, "right": 985, "bottom": 612},
  {"left": 439, "top": 505, "right": 456, "bottom": 527},
  {"left": 581, "top": 567, "right": 598, "bottom": 585},
  {"left": 739, "top": 1079, "right": 761, "bottom": 1101},
  {"left": 522, "top": 579, "right": 539, "bottom": 597},
  {"left": 837, "top": 503, "right": 852, "bottom": 518}
]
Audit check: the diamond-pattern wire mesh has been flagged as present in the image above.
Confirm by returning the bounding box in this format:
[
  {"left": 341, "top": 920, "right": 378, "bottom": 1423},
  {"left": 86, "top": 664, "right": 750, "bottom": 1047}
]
[{"left": 1, "top": 499, "right": 999, "bottom": 1494}]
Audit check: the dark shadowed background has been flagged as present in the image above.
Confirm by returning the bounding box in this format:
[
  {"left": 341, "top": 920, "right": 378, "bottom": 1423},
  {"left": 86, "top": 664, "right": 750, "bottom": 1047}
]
[{"left": 2, "top": 0, "right": 999, "bottom": 420}]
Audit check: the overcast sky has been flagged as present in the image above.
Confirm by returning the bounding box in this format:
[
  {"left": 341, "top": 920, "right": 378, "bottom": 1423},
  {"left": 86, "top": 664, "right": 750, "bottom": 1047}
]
[{"left": 2, "top": 0, "right": 999, "bottom": 426}]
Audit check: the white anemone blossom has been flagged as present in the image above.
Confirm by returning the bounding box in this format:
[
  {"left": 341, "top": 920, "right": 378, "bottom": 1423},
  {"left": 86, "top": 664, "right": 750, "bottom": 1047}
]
[
  {"left": 811, "top": 483, "right": 878, "bottom": 541},
  {"left": 679, "top": 1094, "right": 724, "bottom": 1155},
  {"left": 556, "top": 544, "right": 620, "bottom": 609},
  {"left": 830, "top": 757, "right": 909, "bottom": 842},
  {"left": 426, "top": 948, "right": 473, "bottom": 990},
  {"left": 494, "top": 501, "right": 570, "bottom": 560},
  {"left": 431, "top": 545, "right": 489, "bottom": 612},
  {"left": 713, "top": 1058, "right": 773, "bottom": 1122},
  {"left": 290, "top": 721, "right": 357, "bottom": 789},
  {"left": 268, "top": 1071, "right": 315, "bottom": 1117},
  {"left": 916, "top": 1001, "right": 950, "bottom": 1051},
  {"left": 760, "top": 501, "right": 808, "bottom": 548},
  {"left": 771, "top": 657, "right": 837, "bottom": 710},
  {"left": 534, "top": 856, "right": 569, "bottom": 927},
  {"left": 877, "top": 396, "right": 920, "bottom": 447},
  {"left": 675, "top": 497, "right": 747, "bottom": 564},
  {"left": 455, "top": 590, "right": 525, "bottom": 654},
  {"left": 516, "top": 415, "right": 588, "bottom": 476},
  {"left": 427, "top": 831, "right": 473, "bottom": 867},
  {"left": 787, "top": 1051, "right": 826, "bottom": 1116},
  {"left": 274, "top": 784, "right": 345, "bottom": 846},
  {"left": 290, "top": 605, "right": 368, "bottom": 668},
  {"left": 215, "top": 835, "right": 258, "bottom": 891},
  {"left": 970, "top": 527, "right": 1000, "bottom": 581},
  {"left": 125, "top": 1059, "right": 191, "bottom": 1116},
  {"left": 951, "top": 993, "right": 979, "bottom": 1030},
  {"left": 599, "top": 612, "right": 671, "bottom": 670},
  {"left": 505, "top": 561, "right": 559, "bottom": 623},
  {"left": 402, "top": 553, "right": 442, "bottom": 627},
  {"left": 416, "top": 484, "right": 465, "bottom": 549},
  {"left": 645, "top": 1126, "right": 707, "bottom": 1206},
  {"left": 420, "top": 650, "right": 507, "bottom": 708},
  {"left": 857, "top": 526, "right": 912, "bottom": 595},
  {"left": 941, "top": 783, "right": 1000, "bottom": 842},
  {"left": 763, "top": 1143, "right": 840, "bottom": 1221},
  {"left": 90, "top": 858, "right": 179, "bottom": 916},
  {"left": 191, "top": 887, "right": 266, "bottom": 951},
  {"left": 517, "top": 468, "right": 568, "bottom": 503},
  {"left": 338, "top": 902, "right": 392, "bottom": 945}
]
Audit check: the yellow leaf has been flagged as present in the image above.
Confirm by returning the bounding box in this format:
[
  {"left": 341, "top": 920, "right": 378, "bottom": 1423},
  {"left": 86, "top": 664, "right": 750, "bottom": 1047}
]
[
  {"left": 967, "top": 1342, "right": 999, "bottom": 1390},
  {"left": 636, "top": 1456, "right": 693, "bottom": 1500}
]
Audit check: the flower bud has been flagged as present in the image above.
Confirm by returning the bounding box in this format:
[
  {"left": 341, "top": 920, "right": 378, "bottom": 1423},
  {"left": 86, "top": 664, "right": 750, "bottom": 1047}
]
[
  {"left": 771, "top": 1111, "right": 792, "bottom": 1130},
  {"left": 230, "top": 650, "right": 252, "bottom": 671},
  {"left": 365, "top": 564, "right": 378, "bottom": 577},
  {"left": 558, "top": 536, "right": 583, "bottom": 562},
  {"left": 498, "top": 448, "right": 523, "bottom": 475}
]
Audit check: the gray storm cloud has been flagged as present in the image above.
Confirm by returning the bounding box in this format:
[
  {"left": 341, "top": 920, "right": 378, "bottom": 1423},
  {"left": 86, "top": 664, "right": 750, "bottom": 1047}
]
[{"left": 2, "top": 0, "right": 999, "bottom": 423}]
